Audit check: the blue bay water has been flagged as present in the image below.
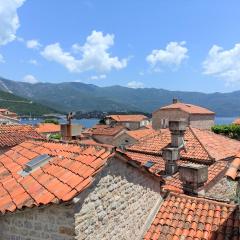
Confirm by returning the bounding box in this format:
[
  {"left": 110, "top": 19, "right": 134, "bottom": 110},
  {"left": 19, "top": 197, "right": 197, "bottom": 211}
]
[
  {"left": 20, "top": 117, "right": 236, "bottom": 127},
  {"left": 20, "top": 118, "right": 100, "bottom": 128}
]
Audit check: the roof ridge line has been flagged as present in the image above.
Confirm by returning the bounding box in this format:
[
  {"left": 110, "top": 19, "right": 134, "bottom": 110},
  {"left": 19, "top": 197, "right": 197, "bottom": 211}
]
[
  {"left": 189, "top": 127, "right": 214, "bottom": 161},
  {"left": 169, "top": 191, "right": 237, "bottom": 207}
]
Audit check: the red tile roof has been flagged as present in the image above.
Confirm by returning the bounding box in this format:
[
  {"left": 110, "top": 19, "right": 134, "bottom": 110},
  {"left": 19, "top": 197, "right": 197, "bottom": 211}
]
[
  {"left": 158, "top": 102, "right": 215, "bottom": 115},
  {"left": 0, "top": 140, "right": 113, "bottom": 214},
  {"left": 91, "top": 124, "right": 126, "bottom": 136},
  {"left": 107, "top": 114, "right": 148, "bottom": 122},
  {"left": 121, "top": 127, "right": 240, "bottom": 193},
  {"left": 123, "top": 151, "right": 228, "bottom": 193},
  {"left": 225, "top": 155, "right": 240, "bottom": 180},
  {"left": 0, "top": 125, "right": 42, "bottom": 148},
  {"left": 163, "top": 160, "right": 228, "bottom": 193},
  {"left": 126, "top": 127, "right": 240, "bottom": 162},
  {"left": 144, "top": 192, "right": 239, "bottom": 240},
  {"left": 233, "top": 118, "right": 240, "bottom": 125},
  {"left": 126, "top": 128, "right": 156, "bottom": 140},
  {"left": 35, "top": 123, "right": 61, "bottom": 134}
]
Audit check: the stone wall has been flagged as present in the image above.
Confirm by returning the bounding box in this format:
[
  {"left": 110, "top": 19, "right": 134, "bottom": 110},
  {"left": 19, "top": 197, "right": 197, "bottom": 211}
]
[
  {"left": 74, "top": 157, "right": 160, "bottom": 240},
  {"left": 92, "top": 134, "right": 115, "bottom": 145},
  {"left": 189, "top": 114, "right": 215, "bottom": 130},
  {"left": 152, "top": 109, "right": 189, "bottom": 129},
  {"left": 0, "top": 204, "right": 75, "bottom": 240},
  {"left": 0, "top": 158, "right": 161, "bottom": 240},
  {"left": 152, "top": 109, "right": 215, "bottom": 130},
  {"left": 112, "top": 132, "right": 137, "bottom": 148}
]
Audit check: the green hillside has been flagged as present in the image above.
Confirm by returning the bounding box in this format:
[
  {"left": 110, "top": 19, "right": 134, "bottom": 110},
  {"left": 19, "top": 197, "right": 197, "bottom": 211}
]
[{"left": 0, "top": 90, "right": 58, "bottom": 116}]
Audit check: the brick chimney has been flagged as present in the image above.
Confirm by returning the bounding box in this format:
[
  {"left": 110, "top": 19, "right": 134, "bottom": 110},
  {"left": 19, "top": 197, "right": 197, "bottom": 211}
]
[
  {"left": 179, "top": 163, "right": 208, "bottom": 195},
  {"left": 162, "top": 120, "right": 187, "bottom": 175}
]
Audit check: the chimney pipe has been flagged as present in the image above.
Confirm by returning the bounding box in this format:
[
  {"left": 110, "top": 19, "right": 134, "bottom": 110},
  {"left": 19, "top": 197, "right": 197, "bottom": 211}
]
[
  {"left": 169, "top": 121, "right": 187, "bottom": 148},
  {"left": 162, "top": 120, "right": 187, "bottom": 175},
  {"left": 179, "top": 163, "right": 208, "bottom": 195},
  {"left": 163, "top": 148, "right": 179, "bottom": 175}
]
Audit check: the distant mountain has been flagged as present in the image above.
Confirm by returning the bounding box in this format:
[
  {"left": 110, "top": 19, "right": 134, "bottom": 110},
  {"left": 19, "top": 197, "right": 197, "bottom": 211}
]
[
  {"left": 0, "top": 88, "right": 57, "bottom": 116},
  {"left": 0, "top": 77, "right": 240, "bottom": 117}
]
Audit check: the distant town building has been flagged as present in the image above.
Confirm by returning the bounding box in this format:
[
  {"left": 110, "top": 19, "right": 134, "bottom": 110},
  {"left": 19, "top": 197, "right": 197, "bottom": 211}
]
[
  {"left": 105, "top": 114, "right": 150, "bottom": 130},
  {"left": 0, "top": 108, "right": 19, "bottom": 125},
  {"left": 0, "top": 108, "right": 18, "bottom": 118},
  {"left": 114, "top": 128, "right": 155, "bottom": 148},
  {"left": 90, "top": 124, "right": 126, "bottom": 145},
  {"left": 35, "top": 123, "right": 61, "bottom": 136},
  {"left": 152, "top": 99, "right": 215, "bottom": 130}
]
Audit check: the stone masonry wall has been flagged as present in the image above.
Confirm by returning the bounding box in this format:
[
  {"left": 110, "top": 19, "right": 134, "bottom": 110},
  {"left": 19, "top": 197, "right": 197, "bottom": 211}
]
[
  {"left": 74, "top": 158, "right": 160, "bottom": 240},
  {"left": 112, "top": 132, "right": 137, "bottom": 148},
  {"left": 92, "top": 135, "right": 114, "bottom": 145},
  {"left": 152, "top": 109, "right": 189, "bottom": 129},
  {"left": 0, "top": 204, "right": 75, "bottom": 240},
  {"left": 189, "top": 114, "right": 215, "bottom": 130}
]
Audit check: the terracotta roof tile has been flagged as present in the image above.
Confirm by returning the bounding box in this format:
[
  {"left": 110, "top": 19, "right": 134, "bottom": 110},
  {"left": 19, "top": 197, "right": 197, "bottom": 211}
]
[
  {"left": 107, "top": 114, "right": 148, "bottom": 122},
  {"left": 0, "top": 140, "right": 112, "bottom": 214},
  {"left": 0, "top": 125, "right": 42, "bottom": 148},
  {"left": 126, "top": 128, "right": 156, "bottom": 140},
  {"left": 35, "top": 123, "right": 61, "bottom": 134},
  {"left": 121, "top": 126, "right": 239, "bottom": 193},
  {"left": 159, "top": 102, "right": 215, "bottom": 115},
  {"left": 233, "top": 118, "right": 240, "bottom": 125},
  {"left": 126, "top": 127, "right": 240, "bottom": 162},
  {"left": 90, "top": 124, "right": 126, "bottom": 136},
  {"left": 144, "top": 193, "right": 239, "bottom": 240},
  {"left": 225, "top": 155, "right": 240, "bottom": 180}
]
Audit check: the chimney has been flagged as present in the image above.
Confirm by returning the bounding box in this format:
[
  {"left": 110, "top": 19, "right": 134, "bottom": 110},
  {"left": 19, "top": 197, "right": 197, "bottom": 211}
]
[
  {"left": 61, "top": 124, "right": 72, "bottom": 140},
  {"left": 172, "top": 98, "right": 179, "bottom": 104},
  {"left": 162, "top": 120, "right": 187, "bottom": 175},
  {"left": 169, "top": 121, "right": 187, "bottom": 148},
  {"left": 179, "top": 163, "right": 208, "bottom": 195}
]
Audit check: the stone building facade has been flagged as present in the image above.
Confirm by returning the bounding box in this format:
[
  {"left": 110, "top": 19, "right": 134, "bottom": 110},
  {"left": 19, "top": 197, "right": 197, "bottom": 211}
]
[
  {"left": 105, "top": 115, "right": 150, "bottom": 130},
  {"left": 0, "top": 157, "right": 161, "bottom": 240},
  {"left": 152, "top": 102, "right": 215, "bottom": 130}
]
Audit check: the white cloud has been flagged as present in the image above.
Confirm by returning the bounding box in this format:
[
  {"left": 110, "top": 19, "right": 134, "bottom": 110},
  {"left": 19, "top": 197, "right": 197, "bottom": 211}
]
[
  {"left": 146, "top": 41, "right": 188, "bottom": 70},
  {"left": 41, "top": 30, "right": 127, "bottom": 73},
  {"left": 90, "top": 74, "right": 106, "bottom": 80},
  {"left": 26, "top": 39, "right": 41, "bottom": 49},
  {"left": 0, "top": 0, "right": 25, "bottom": 46},
  {"left": 0, "top": 54, "right": 5, "bottom": 63},
  {"left": 22, "top": 74, "right": 39, "bottom": 84},
  {"left": 127, "top": 81, "right": 144, "bottom": 89},
  {"left": 28, "top": 59, "right": 38, "bottom": 65},
  {"left": 203, "top": 43, "right": 240, "bottom": 84}
]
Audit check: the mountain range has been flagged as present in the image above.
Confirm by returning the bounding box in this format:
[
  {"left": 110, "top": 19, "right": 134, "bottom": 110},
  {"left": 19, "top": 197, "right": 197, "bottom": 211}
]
[
  {"left": 0, "top": 77, "right": 239, "bottom": 117},
  {"left": 0, "top": 88, "right": 56, "bottom": 116}
]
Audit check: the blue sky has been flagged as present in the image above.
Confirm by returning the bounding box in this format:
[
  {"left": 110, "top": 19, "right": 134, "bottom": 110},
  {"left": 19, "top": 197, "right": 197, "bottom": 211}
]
[{"left": 1, "top": 0, "right": 240, "bottom": 93}]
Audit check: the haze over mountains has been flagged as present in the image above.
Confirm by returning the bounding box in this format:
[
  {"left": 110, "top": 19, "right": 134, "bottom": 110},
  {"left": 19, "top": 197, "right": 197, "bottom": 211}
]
[{"left": 0, "top": 77, "right": 240, "bottom": 117}]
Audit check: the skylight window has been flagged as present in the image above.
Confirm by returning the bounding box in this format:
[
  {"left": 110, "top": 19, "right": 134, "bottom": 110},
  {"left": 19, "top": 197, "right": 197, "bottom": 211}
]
[
  {"left": 144, "top": 160, "right": 155, "bottom": 168},
  {"left": 19, "top": 154, "right": 51, "bottom": 176}
]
